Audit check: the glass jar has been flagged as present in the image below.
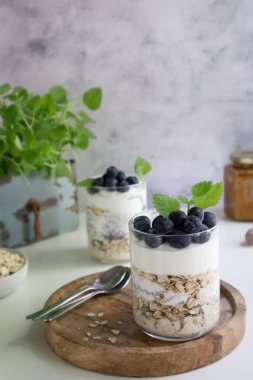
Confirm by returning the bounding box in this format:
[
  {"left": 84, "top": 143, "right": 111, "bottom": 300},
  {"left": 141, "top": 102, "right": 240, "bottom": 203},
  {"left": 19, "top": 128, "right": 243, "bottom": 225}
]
[
  {"left": 129, "top": 211, "right": 220, "bottom": 341},
  {"left": 224, "top": 150, "right": 253, "bottom": 220},
  {"left": 86, "top": 177, "right": 147, "bottom": 263}
]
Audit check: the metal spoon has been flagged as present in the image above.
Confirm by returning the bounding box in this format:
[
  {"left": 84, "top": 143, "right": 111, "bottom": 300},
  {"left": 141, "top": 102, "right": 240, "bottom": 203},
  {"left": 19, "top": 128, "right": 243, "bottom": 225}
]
[
  {"left": 41, "top": 267, "right": 131, "bottom": 322},
  {"left": 26, "top": 266, "right": 127, "bottom": 321}
]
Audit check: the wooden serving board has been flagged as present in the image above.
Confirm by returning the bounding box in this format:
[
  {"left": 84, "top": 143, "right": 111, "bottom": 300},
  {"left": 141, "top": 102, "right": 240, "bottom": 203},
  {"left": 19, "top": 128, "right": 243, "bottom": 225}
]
[{"left": 44, "top": 273, "right": 246, "bottom": 377}]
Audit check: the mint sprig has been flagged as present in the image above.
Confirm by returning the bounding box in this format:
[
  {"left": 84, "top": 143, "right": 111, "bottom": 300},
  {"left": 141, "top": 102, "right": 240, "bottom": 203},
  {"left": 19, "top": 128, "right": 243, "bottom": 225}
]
[
  {"left": 77, "top": 178, "right": 94, "bottom": 187},
  {"left": 152, "top": 194, "right": 180, "bottom": 216},
  {"left": 134, "top": 156, "right": 152, "bottom": 177},
  {"left": 152, "top": 181, "right": 223, "bottom": 215}
]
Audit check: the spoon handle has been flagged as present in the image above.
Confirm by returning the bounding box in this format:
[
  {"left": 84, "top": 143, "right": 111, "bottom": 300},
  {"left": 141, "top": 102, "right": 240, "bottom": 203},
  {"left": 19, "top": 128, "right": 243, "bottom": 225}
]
[
  {"left": 25, "top": 284, "right": 94, "bottom": 320},
  {"left": 40, "top": 289, "right": 103, "bottom": 322}
]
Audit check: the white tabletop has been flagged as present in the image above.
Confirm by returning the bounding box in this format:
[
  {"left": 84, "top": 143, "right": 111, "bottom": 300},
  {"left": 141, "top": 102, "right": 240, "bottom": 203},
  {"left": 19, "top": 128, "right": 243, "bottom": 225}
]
[{"left": 0, "top": 211, "right": 252, "bottom": 380}]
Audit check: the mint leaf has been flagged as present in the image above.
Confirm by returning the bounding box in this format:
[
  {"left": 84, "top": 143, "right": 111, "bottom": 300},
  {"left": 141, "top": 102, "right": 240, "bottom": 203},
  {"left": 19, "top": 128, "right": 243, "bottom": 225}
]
[
  {"left": 77, "top": 178, "right": 95, "bottom": 187},
  {"left": 152, "top": 194, "right": 180, "bottom": 216},
  {"left": 192, "top": 182, "right": 223, "bottom": 209},
  {"left": 49, "top": 85, "right": 67, "bottom": 103},
  {"left": 134, "top": 156, "right": 152, "bottom": 176},
  {"left": 82, "top": 87, "right": 102, "bottom": 110},
  {"left": 191, "top": 181, "right": 213, "bottom": 197}
]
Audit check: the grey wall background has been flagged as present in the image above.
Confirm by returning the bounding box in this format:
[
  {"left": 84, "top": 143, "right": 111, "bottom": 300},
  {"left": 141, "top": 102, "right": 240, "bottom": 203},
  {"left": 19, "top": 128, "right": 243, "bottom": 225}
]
[{"left": 1, "top": 0, "right": 253, "bottom": 208}]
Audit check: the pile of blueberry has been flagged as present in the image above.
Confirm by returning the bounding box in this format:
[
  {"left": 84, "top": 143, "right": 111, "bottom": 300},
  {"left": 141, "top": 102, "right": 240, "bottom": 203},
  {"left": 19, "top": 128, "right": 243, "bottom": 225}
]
[
  {"left": 133, "top": 207, "right": 216, "bottom": 249},
  {"left": 88, "top": 166, "right": 139, "bottom": 194}
]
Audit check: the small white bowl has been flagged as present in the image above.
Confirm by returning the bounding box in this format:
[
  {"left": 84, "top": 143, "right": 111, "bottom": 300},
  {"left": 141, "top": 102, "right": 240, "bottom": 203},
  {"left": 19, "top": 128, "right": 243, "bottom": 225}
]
[{"left": 0, "top": 249, "right": 28, "bottom": 298}]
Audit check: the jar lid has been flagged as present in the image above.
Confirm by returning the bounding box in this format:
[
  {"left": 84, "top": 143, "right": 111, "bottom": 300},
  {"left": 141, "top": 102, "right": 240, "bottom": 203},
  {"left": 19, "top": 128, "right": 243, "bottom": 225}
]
[{"left": 230, "top": 150, "right": 253, "bottom": 165}]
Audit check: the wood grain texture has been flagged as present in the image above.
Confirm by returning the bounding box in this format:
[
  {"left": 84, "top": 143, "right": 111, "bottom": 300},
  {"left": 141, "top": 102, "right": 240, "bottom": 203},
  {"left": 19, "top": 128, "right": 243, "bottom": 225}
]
[{"left": 44, "top": 274, "right": 246, "bottom": 377}]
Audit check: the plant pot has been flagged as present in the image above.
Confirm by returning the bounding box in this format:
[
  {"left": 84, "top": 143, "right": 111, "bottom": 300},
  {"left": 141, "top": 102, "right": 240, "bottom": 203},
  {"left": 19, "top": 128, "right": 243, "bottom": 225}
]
[{"left": 0, "top": 162, "right": 79, "bottom": 248}]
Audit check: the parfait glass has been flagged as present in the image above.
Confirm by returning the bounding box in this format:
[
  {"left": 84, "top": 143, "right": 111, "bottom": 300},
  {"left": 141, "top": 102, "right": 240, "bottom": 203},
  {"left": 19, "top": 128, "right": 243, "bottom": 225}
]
[{"left": 129, "top": 210, "right": 220, "bottom": 341}]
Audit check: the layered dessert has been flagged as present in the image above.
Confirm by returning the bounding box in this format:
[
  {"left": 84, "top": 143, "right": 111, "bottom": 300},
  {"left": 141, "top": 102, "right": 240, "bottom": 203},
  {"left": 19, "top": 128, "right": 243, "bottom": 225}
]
[
  {"left": 129, "top": 181, "right": 222, "bottom": 341},
  {"left": 85, "top": 165, "right": 147, "bottom": 262}
]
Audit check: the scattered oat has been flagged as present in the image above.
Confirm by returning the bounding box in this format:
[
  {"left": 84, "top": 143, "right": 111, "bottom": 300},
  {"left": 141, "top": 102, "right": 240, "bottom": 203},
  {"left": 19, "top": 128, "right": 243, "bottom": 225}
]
[
  {"left": 108, "top": 337, "right": 117, "bottom": 343},
  {"left": 82, "top": 337, "right": 89, "bottom": 341},
  {"left": 86, "top": 332, "right": 91, "bottom": 336},
  {"left": 87, "top": 312, "right": 96, "bottom": 317},
  {"left": 117, "top": 321, "right": 122, "bottom": 324},
  {"left": 89, "top": 323, "right": 98, "bottom": 327},
  {"left": 111, "top": 329, "right": 120, "bottom": 335},
  {"left": 100, "top": 320, "right": 108, "bottom": 325},
  {"left": 93, "top": 336, "right": 102, "bottom": 340},
  {"left": 98, "top": 312, "right": 104, "bottom": 317}
]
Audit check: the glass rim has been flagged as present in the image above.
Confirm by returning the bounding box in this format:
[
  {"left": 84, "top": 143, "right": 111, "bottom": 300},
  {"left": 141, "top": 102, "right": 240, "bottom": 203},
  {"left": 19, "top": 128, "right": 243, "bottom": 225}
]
[
  {"left": 86, "top": 174, "right": 146, "bottom": 191},
  {"left": 128, "top": 209, "right": 217, "bottom": 238}
]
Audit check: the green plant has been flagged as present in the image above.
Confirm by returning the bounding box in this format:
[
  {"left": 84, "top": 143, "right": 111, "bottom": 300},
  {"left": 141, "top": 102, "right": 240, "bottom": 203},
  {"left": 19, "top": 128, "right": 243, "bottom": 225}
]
[{"left": 0, "top": 83, "right": 102, "bottom": 179}]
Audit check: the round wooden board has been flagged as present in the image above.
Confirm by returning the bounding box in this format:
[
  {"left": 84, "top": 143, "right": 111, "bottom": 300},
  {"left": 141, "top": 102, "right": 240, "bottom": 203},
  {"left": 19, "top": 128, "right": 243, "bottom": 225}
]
[{"left": 44, "top": 273, "right": 246, "bottom": 377}]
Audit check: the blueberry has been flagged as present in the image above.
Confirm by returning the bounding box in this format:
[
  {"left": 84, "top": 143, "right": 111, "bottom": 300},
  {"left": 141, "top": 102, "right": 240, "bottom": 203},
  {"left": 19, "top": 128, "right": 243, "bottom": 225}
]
[
  {"left": 168, "top": 230, "right": 191, "bottom": 249},
  {"left": 153, "top": 217, "right": 174, "bottom": 234},
  {"left": 87, "top": 177, "right": 103, "bottom": 194},
  {"left": 144, "top": 233, "right": 163, "bottom": 248},
  {"left": 134, "top": 217, "right": 151, "bottom": 233},
  {"left": 188, "top": 207, "right": 204, "bottom": 221},
  {"left": 117, "top": 180, "right": 129, "bottom": 193},
  {"left": 106, "top": 166, "right": 118, "bottom": 178},
  {"left": 117, "top": 171, "right": 126, "bottom": 182},
  {"left": 134, "top": 216, "right": 150, "bottom": 227},
  {"left": 191, "top": 224, "right": 211, "bottom": 244},
  {"left": 184, "top": 215, "right": 202, "bottom": 233},
  {"left": 169, "top": 210, "right": 186, "bottom": 228},
  {"left": 203, "top": 212, "right": 216, "bottom": 228},
  {"left": 126, "top": 176, "right": 139, "bottom": 185},
  {"left": 104, "top": 177, "right": 117, "bottom": 190},
  {"left": 152, "top": 215, "right": 163, "bottom": 228}
]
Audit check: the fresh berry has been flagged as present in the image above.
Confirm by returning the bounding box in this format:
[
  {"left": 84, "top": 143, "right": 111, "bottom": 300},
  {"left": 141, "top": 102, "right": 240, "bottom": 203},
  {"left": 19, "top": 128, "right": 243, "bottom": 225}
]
[
  {"left": 184, "top": 215, "right": 202, "bottom": 233},
  {"left": 203, "top": 212, "right": 216, "bottom": 228},
  {"left": 144, "top": 233, "right": 163, "bottom": 248},
  {"left": 191, "top": 224, "right": 211, "bottom": 244},
  {"left": 116, "top": 171, "right": 126, "bottom": 182},
  {"left": 152, "top": 215, "right": 163, "bottom": 228},
  {"left": 117, "top": 180, "right": 129, "bottom": 193},
  {"left": 168, "top": 230, "right": 191, "bottom": 249},
  {"left": 104, "top": 177, "right": 117, "bottom": 190},
  {"left": 134, "top": 216, "right": 151, "bottom": 233},
  {"left": 188, "top": 207, "right": 204, "bottom": 221},
  {"left": 93, "top": 177, "right": 104, "bottom": 187},
  {"left": 153, "top": 217, "right": 174, "bottom": 234},
  {"left": 169, "top": 210, "right": 186, "bottom": 227},
  {"left": 134, "top": 216, "right": 150, "bottom": 227},
  {"left": 106, "top": 166, "right": 118, "bottom": 178},
  {"left": 126, "top": 176, "right": 139, "bottom": 185}
]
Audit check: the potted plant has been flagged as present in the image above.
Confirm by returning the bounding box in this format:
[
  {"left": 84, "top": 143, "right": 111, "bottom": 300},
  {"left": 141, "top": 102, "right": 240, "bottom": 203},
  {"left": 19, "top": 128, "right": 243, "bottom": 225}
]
[{"left": 0, "top": 83, "right": 102, "bottom": 247}]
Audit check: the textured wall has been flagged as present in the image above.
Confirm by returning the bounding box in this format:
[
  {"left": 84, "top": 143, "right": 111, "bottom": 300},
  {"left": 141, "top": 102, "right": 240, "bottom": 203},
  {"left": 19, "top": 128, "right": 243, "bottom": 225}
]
[{"left": 1, "top": 0, "right": 253, "bottom": 208}]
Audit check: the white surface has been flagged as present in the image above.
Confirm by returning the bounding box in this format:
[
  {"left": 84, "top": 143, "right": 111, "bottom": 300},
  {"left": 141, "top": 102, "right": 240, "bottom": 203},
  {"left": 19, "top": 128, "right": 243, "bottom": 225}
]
[{"left": 0, "top": 210, "right": 253, "bottom": 380}]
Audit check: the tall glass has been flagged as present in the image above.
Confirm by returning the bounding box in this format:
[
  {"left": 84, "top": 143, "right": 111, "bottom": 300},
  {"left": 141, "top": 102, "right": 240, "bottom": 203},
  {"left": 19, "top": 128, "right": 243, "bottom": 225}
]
[
  {"left": 86, "top": 177, "right": 147, "bottom": 263},
  {"left": 129, "top": 211, "right": 219, "bottom": 341}
]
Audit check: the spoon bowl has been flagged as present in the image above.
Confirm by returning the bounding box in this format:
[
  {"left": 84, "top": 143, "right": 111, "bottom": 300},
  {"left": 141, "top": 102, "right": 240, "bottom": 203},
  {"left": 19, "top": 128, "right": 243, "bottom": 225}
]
[{"left": 41, "top": 267, "right": 131, "bottom": 322}]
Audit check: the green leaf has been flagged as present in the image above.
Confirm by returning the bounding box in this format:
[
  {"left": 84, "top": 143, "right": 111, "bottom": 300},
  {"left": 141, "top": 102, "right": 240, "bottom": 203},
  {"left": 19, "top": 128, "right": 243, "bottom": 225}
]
[
  {"left": 152, "top": 194, "right": 180, "bottom": 216},
  {"left": 54, "top": 161, "right": 72, "bottom": 177},
  {"left": 177, "top": 195, "right": 189, "bottom": 204},
  {"left": 134, "top": 156, "right": 152, "bottom": 176},
  {"left": 49, "top": 85, "right": 67, "bottom": 103},
  {"left": 82, "top": 87, "right": 102, "bottom": 110},
  {"left": 1, "top": 104, "right": 19, "bottom": 127},
  {"left": 0, "top": 83, "right": 10, "bottom": 95},
  {"left": 192, "top": 182, "right": 223, "bottom": 209},
  {"left": 191, "top": 181, "right": 213, "bottom": 197},
  {"left": 77, "top": 178, "right": 95, "bottom": 187}
]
